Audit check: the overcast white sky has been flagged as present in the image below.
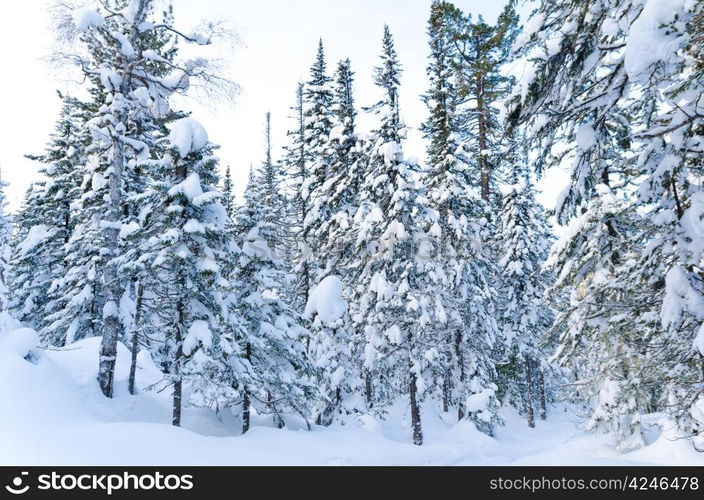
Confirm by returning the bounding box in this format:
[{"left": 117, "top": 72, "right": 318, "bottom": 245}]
[{"left": 0, "top": 0, "right": 567, "bottom": 213}]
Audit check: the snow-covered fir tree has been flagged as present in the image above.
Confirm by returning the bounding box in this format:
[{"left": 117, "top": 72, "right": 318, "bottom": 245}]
[
  {"left": 303, "top": 59, "right": 368, "bottom": 424},
  {"left": 304, "top": 275, "right": 361, "bottom": 425},
  {"left": 508, "top": 0, "right": 704, "bottom": 450},
  {"left": 496, "top": 160, "right": 554, "bottom": 428},
  {"left": 299, "top": 40, "right": 335, "bottom": 302},
  {"left": 231, "top": 167, "right": 315, "bottom": 433},
  {"left": 281, "top": 83, "right": 311, "bottom": 308},
  {"left": 133, "top": 117, "right": 230, "bottom": 426},
  {"left": 11, "top": 93, "right": 91, "bottom": 342},
  {"left": 0, "top": 172, "right": 12, "bottom": 312},
  {"left": 351, "top": 25, "right": 444, "bottom": 445},
  {"left": 63, "top": 0, "right": 230, "bottom": 397},
  {"left": 313, "top": 58, "right": 366, "bottom": 280},
  {"left": 222, "top": 165, "right": 235, "bottom": 218},
  {"left": 420, "top": 2, "right": 501, "bottom": 431}
]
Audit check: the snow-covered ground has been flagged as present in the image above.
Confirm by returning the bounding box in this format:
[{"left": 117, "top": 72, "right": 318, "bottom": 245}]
[{"left": 0, "top": 319, "right": 702, "bottom": 466}]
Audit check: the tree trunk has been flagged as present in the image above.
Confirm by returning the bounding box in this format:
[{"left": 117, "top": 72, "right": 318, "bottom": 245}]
[
  {"left": 454, "top": 330, "right": 466, "bottom": 420},
  {"left": 242, "top": 342, "right": 251, "bottom": 434},
  {"left": 538, "top": 367, "right": 547, "bottom": 421},
  {"left": 242, "top": 388, "right": 250, "bottom": 434},
  {"left": 128, "top": 281, "right": 145, "bottom": 395},
  {"left": 476, "top": 70, "right": 490, "bottom": 202},
  {"left": 410, "top": 370, "right": 423, "bottom": 446},
  {"left": 442, "top": 369, "right": 451, "bottom": 413},
  {"left": 98, "top": 121, "right": 125, "bottom": 399},
  {"left": 524, "top": 355, "right": 535, "bottom": 428},
  {"left": 268, "top": 390, "right": 284, "bottom": 429},
  {"left": 172, "top": 298, "right": 184, "bottom": 427},
  {"left": 364, "top": 369, "right": 373, "bottom": 408}
]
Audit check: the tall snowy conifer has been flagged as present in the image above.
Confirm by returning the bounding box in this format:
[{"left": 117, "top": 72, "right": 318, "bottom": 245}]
[
  {"left": 135, "top": 118, "right": 230, "bottom": 426},
  {"left": 508, "top": 0, "right": 704, "bottom": 449},
  {"left": 66, "top": 0, "right": 229, "bottom": 397},
  {"left": 496, "top": 158, "right": 554, "bottom": 427},
  {"left": 12, "top": 93, "right": 92, "bottom": 342},
  {"left": 421, "top": 2, "right": 501, "bottom": 431},
  {"left": 351, "top": 26, "right": 442, "bottom": 445},
  {"left": 232, "top": 166, "right": 315, "bottom": 433},
  {"left": 299, "top": 40, "right": 335, "bottom": 302}
]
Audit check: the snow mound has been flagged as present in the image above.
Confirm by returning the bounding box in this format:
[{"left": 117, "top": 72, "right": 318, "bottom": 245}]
[
  {"left": 168, "top": 118, "right": 209, "bottom": 157},
  {"left": 0, "top": 327, "right": 39, "bottom": 360}
]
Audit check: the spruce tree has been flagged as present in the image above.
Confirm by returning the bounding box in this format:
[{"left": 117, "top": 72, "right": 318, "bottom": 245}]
[
  {"left": 232, "top": 167, "right": 315, "bottom": 432},
  {"left": 496, "top": 161, "right": 554, "bottom": 428},
  {"left": 508, "top": 0, "right": 704, "bottom": 449},
  {"left": 282, "top": 83, "right": 311, "bottom": 308},
  {"left": 66, "top": 0, "right": 228, "bottom": 397},
  {"left": 300, "top": 40, "right": 335, "bottom": 302},
  {"left": 421, "top": 2, "right": 501, "bottom": 430},
  {"left": 351, "top": 26, "right": 442, "bottom": 445},
  {"left": 0, "top": 173, "right": 11, "bottom": 312},
  {"left": 222, "top": 165, "right": 235, "bottom": 218},
  {"left": 136, "top": 117, "right": 231, "bottom": 426},
  {"left": 12, "top": 93, "right": 91, "bottom": 343}
]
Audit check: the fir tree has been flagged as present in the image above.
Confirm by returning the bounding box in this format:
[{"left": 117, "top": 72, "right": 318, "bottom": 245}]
[
  {"left": 421, "top": 2, "right": 501, "bottom": 430},
  {"left": 136, "top": 118, "right": 230, "bottom": 426},
  {"left": 232, "top": 167, "right": 315, "bottom": 433},
  {"left": 66, "top": 0, "right": 229, "bottom": 397},
  {"left": 508, "top": 0, "right": 704, "bottom": 449},
  {"left": 351, "top": 26, "right": 442, "bottom": 445},
  {"left": 222, "top": 165, "right": 235, "bottom": 218},
  {"left": 300, "top": 40, "right": 335, "bottom": 302},
  {"left": 12, "top": 93, "right": 92, "bottom": 343},
  {"left": 0, "top": 172, "right": 11, "bottom": 312},
  {"left": 282, "top": 83, "right": 311, "bottom": 308},
  {"left": 496, "top": 160, "right": 554, "bottom": 428}
]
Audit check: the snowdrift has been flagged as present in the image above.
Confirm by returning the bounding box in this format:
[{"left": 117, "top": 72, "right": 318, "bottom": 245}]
[{"left": 0, "top": 318, "right": 701, "bottom": 465}]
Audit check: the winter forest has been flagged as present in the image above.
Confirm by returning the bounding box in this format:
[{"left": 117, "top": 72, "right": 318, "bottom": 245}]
[{"left": 0, "top": 0, "right": 703, "bottom": 466}]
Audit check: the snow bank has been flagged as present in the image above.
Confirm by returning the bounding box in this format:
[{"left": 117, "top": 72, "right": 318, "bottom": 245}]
[
  {"left": 168, "top": 118, "right": 209, "bottom": 158},
  {"left": 305, "top": 276, "right": 347, "bottom": 325},
  {"left": 0, "top": 327, "right": 39, "bottom": 360},
  {"left": 0, "top": 320, "right": 702, "bottom": 465}
]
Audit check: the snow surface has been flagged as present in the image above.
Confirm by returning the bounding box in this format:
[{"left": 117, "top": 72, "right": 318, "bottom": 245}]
[{"left": 1, "top": 319, "right": 702, "bottom": 465}]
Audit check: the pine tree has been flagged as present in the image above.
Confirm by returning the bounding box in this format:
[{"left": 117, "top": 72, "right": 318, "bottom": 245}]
[
  {"left": 443, "top": 2, "right": 519, "bottom": 203},
  {"left": 282, "top": 83, "right": 311, "bottom": 308},
  {"left": 232, "top": 167, "right": 315, "bottom": 433},
  {"left": 302, "top": 59, "right": 368, "bottom": 424},
  {"left": 12, "top": 93, "right": 91, "bottom": 342},
  {"left": 508, "top": 0, "right": 704, "bottom": 449},
  {"left": 421, "top": 2, "right": 501, "bottom": 431},
  {"left": 313, "top": 58, "right": 366, "bottom": 280},
  {"left": 351, "top": 26, "right": 443, "bottom": 445},
  {"left": 0, "top": 172, "right": 12, "bottom": 312},
  {"left": 496, "top": 160, "right": 554, "bottom": 428},
  {"left": 300, "top": 40, "right": 335, "bottom": 302},
  {"left": 66, "top": 0, "right": 227, "bottom": 398},
  {"left": 222, "top": 165, "right": 234, "bottom": 218},
  {"left": 136, "top": 117, "right": 231, "bottom": 426}
]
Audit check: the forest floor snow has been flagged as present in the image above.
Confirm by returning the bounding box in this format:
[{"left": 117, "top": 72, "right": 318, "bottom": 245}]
[{"left": 0, "top": 320, "right": 702, "bottom": 466}]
